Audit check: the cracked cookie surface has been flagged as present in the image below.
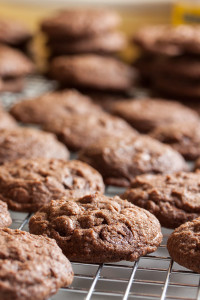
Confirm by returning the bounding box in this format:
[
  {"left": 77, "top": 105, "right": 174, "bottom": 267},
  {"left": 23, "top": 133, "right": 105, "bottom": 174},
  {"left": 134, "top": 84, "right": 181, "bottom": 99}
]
[
  {"left": 0, "top": 228, "right": 73, "bottom": 300},
  {"left": 0, "top": 158, "right": 104, "bottom": 212},
  {"left": 29, "top": 193, "right": 162, "bottom": 263},
  {"left": 121, "top": 172, "right": 200, "bottom": 228}
]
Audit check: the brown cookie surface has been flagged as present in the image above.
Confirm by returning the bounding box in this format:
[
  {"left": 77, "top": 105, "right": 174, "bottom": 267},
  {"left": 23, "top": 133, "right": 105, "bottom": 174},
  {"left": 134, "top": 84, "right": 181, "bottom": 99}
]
[
  {"left": 48, "top": 31, "right": 126, "bottom": 55},
  {"left": 0, "top": 45, "right": 34, "bottom": 78},
  {"left": 111, "top": 98, "right": 198, "bottom": 132},
  {"left": 0, "top": 228, "right": 73, "bottom": 300},
  {"left": 49, "top": 54, "right": 135, "bottom": 92},
  {"left": 0, "top": 128, "right": 69, "bottom": 164},
  {"left": 167, "top": 217, "right": 200, "bottom": 273},
  {"left": 79, "top": 135, "right": 187, "bottom": 187},
  {"left": 0, "top": 158, "right": 104, "bottom": 212},
  {"left": 154, "top": 74, "right": 200, "bottom": 100},
  {"left": 0, "top": 18, "right": 32, "bottom": 47},
  {"left": 0, "top": 200, "right": 11, "bottom": 228},
  {"left": 150, "top": 121, "right": 200, "bottom": 160},
  {"left": 133, "top": 25, "right": 200, "bottom": 56},
  {"left": 41, "top": 9, "right": 120, "bottom": 38},
  {"left": 121, "top": 172, "right": 200, "bottom": 229},
  {"left": 10, "top": 89, "right": 101, "bottom": 124},
  {"left": 0, "top": 109, "right": 17, "bottom": 129},
  {"left": 29, "top": 193, "right": 162, "bottom": 263},
  {"left": 43, "top": 111, "right": 137, "bottom": 151}
]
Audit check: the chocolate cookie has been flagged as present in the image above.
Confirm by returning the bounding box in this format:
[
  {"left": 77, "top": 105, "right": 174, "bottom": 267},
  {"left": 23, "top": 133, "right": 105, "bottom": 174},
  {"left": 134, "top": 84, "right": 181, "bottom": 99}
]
[
  {"left": 150, "top": 121, "right": 200, "bottom": 160},
  {"left": 0, "top": 45, "right": 34, "bottom": 92},
  {"left": 41, "top": 9, "right": 120, "bottom": 38},
  {"left": 43, "top": 112, "right": 138, "bottom": 151},
  {"left": 155, "top": 56, "right": 200, "bottom": 80},
  {"left": 0, "top": 45, "right": 34, "bottom": 78},
  {"left": 0, "top": 18, "right": 32, "bottom": 49},
  {"left": 0, "top": 228, "right": 73, "bottom": 300},
  {"left": 48, "top": 31, "right": 126, "bottom": 55},
  {"left": 0, "top": 158, "right": 104, "bottom": 212},
  {"left": 49, "top": 54, "right": 136, "bottom": 92},
  {"left": 10, "top": 89, "right": 101, "bottom": 124},
  {"left": 0, "top": 128, "right": 69, "bottom": 164},
  {"left": 29, "top": 193, "right": 162, "bottom": 263},
  {"left": 0, "top": 200, "right": 11, "bottom": 228},
  {"left": 167, "top": 217, "right": 200, "bottom": 273},
  {"left": 133, "top": 24, "right": 200, "bottom": 56},
  {"left": 121, "top": 172, "right": 200, "bottom": 229},
  {"left": 79, "top": 135, "right": 187, "bottom": 187},
  {"left": 0, "top": 109, "right": 17, "bottom": 129},
  {"left": 154, "top": 75, "right": 200, "bottom": 100},
  {"left": 111, "top": 98, "right": 198, "bottom": 132}
]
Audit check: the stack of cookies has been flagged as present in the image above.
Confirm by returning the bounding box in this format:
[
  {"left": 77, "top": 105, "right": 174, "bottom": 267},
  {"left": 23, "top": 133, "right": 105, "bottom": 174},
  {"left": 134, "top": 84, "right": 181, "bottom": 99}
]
[
  {"left": 41, "top": 9, "right": 136, "bottom": 97},
  {"left": 132, "top": 24, "right": 200, "bottom": 101},
  {"left": 41, "top": 9, "right": 126, "bottom": 57}
]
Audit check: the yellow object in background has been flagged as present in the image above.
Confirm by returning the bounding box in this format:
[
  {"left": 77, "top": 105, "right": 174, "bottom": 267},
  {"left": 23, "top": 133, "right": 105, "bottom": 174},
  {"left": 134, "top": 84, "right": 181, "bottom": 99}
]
[{"left": 172, "top": 0, "right": 200, "bottom": 25}]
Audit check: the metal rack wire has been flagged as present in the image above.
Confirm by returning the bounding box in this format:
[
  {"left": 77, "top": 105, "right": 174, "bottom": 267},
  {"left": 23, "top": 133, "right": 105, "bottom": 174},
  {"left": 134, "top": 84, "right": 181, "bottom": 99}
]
[{"left": 3, "top": 76, "right": 200, "bottom": 300}]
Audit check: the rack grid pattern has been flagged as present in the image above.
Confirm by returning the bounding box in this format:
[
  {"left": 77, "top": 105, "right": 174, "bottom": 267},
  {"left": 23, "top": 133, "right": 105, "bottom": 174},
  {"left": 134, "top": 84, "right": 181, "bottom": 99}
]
[{"left": 3, "top": 75, "right": 200, "bottom": 300}]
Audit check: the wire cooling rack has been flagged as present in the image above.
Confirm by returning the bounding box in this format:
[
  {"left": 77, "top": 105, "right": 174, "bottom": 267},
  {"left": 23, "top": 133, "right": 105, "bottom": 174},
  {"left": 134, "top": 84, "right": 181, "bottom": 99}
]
[{"left": 2, "top": 75, "right": 200, "bottom": 300}]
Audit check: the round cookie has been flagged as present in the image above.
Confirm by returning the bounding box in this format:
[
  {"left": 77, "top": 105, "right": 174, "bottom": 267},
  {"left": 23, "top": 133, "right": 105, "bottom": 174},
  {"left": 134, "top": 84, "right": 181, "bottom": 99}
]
[
  {"left": 167, "top": 217, "right": 200, "bottom": 273},
  {"left": 133, "top": 24, "right": 200, "bottom": 56},
  {"left": 0, "top": 228, "right": 73, "bottom": 300},
  {"left": 0, "top": 127, "right": 69, "bottom": 164},
  {"left": 0, "top": 200, "right": 11, "bottom": 228},
  {"left": 79, "top": 135, "right": 187, "bottom": 187},
  {"left": 0, "top": 110, "right": 17, "bottom": 129},
  {"left": 0, "top": 44, "right": 34, "bottom": 78},
  {"left": 48, "top": 31, "right": 126, "bottom": 55},
  {"left": 155, "top": 56, "right": 200, "bottom": 80},
  {"left": 0, "top": 158, "right": 104, "bottom": 212},
  {"left": 49, "top": 54, "right": 136, "bottom": 92},
  {"left": 10, "top": 89, "right": 101, "bottom": 124},
  {"left": 0, "top": 18, "right": 32, "bottom": 48},
  {"left": 41, "top": 9, "right": 120, "bottom": 38},
  {"left": 154, "top": 75, "right": 200, "bottom": 100},
  {"left": 111, "top": 98, "right": 198, "bottom": 132},
  {"left": 121, "top": 172, "right": 200, "bottom": 229},
  {"left": 150, "top": 121, "right": 200, "bottom": 160},
  {"left": 43, "top": 112, "right": 138, "bottom": 151},
  {"left": 29, "top": 193, "right": 162, "bottom": 263}
]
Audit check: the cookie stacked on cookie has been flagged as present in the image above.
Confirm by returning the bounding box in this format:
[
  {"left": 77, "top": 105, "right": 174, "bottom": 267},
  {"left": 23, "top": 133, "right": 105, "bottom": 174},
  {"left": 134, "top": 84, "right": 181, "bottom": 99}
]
[
  {"left": 133, "top": 24, "right": 200, "bottom": 100},
  {"left": 41, "top": 9, "right": 136, "bottom": 94},
  {"left": 41, "top": 9, "right": 126, "bottom": 57}
]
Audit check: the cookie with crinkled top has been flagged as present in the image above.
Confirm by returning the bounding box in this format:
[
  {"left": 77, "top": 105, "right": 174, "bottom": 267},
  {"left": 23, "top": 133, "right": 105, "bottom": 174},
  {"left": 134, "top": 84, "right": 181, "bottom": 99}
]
[
  {"left": 0, "top": 127, "right": 69, "bottom": 164},
  {"left": 167, "top": 217, "right": 200, "bottom": 273},
  {"left": 0, "top": 228, "right": 73, "bottom": 300},
  {"left": 29, "top": 193, "right": 162, "bottom": 263},
  {"left": 121, "top": 172, "right": 200, "bottom": 229},
  {"left": 0, "top": 158, "right": 104, "bottom": 212},
  {"left": 79, "top": 135, "right": 187, "bottom": 187}
]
